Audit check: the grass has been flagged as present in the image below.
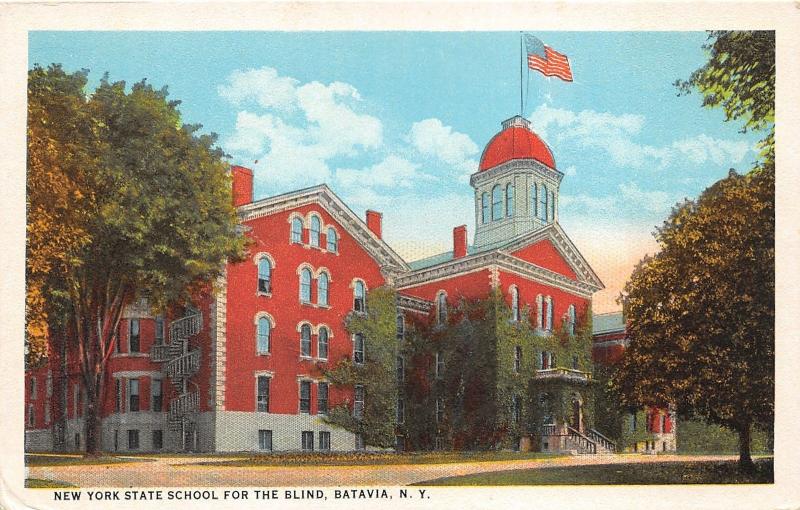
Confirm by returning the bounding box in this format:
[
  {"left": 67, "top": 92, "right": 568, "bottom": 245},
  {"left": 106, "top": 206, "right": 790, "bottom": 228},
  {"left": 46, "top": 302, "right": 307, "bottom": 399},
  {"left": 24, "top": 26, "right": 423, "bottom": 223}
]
[
  {"left": 417, "top": 458, "right": 773, "bottom": 485},
  {"left": 25, "top": 453, "right": 153, "bottom": 467},
  {"left": 187, "top": 451, "right": 563, "bottom": 467},
  {"left": 25, "top": 478, "right": 77, "bottom": 488}
]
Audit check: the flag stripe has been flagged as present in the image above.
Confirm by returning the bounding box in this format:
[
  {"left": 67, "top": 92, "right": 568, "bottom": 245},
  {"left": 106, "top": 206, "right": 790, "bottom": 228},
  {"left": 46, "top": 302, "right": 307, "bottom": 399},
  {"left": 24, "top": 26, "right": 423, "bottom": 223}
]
[{"left": 526, "top": 41, "right": 573, "bottom": 82}]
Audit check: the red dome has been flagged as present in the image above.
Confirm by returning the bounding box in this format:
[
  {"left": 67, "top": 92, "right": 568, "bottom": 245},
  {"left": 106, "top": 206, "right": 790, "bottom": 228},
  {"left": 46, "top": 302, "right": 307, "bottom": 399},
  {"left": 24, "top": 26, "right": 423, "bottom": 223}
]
[{"left": 478, "top": 117, "right": 555, "bottom": 171}]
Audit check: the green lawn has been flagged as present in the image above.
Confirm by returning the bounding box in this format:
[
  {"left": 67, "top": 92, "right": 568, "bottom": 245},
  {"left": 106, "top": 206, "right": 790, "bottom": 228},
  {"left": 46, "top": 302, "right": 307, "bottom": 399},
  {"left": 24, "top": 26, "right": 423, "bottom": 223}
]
[
  {"left": 417, "top": 458, "right": 773, "bottom": 485},
  {"left": 188, "top": 451, "right": 563, "bottom": 467},
  {"left": 25, "top": 453, "right": 153, "bottom": 467},
  {"left": 25, "top": 478, "right": 77, "bottom": 488}
]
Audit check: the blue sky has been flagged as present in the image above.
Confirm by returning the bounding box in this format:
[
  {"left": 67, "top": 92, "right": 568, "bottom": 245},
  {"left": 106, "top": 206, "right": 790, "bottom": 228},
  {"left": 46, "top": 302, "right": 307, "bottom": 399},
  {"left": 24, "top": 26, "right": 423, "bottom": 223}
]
[{"left": 29, "top": 31, "right": 765, "bottom": 312}]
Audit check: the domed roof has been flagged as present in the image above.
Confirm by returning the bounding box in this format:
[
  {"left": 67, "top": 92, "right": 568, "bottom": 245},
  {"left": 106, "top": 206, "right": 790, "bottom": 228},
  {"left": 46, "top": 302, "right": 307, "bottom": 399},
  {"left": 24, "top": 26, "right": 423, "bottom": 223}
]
[{"left": 478, "top": 116, "right": 555, "bottom": 171}]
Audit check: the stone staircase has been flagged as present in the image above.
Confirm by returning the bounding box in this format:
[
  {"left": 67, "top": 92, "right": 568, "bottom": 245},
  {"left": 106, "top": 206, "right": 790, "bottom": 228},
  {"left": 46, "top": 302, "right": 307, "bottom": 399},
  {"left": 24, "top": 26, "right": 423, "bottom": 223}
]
[
  {"left": 150, "top": 309, "right": 202, "bottom": 437},
  {"left": 565, "top": 426, "right": 617, "bottom": 455}
]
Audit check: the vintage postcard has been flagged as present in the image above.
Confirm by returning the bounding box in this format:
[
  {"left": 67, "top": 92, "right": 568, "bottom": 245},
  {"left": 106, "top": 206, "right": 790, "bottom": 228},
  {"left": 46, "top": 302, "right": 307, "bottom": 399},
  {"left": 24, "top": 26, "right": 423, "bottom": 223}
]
[{"left": 1, "top": 2, "right": 798, "bottom": 510}]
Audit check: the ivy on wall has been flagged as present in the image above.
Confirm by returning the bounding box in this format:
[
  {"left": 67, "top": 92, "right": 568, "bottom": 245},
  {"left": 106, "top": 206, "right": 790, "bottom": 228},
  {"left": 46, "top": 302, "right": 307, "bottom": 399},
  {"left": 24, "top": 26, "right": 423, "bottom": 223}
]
[{"left": 323, "top": 286, "right": 399, "bottom": 448}]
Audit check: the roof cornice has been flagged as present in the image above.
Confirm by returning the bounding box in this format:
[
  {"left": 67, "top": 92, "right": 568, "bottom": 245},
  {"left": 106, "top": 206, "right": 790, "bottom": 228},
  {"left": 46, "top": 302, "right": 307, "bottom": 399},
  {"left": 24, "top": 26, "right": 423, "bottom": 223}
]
[{"left": 470, "top": 158, "right": 564, "bottom": 188}]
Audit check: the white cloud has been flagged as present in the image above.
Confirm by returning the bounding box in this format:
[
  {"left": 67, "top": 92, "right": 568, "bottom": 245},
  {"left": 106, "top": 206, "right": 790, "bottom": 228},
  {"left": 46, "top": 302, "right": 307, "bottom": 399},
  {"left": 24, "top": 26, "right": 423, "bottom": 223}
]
[
  {"left": 563, "top": 165, "right": 577, "bottom": 177},
  {"left": 218, "top": 67, "right": 298, "bottom": 111},
  {"left": 530, "top": 104, "right": 752, "bottom": 170},
  {"left": 618, "top": 183, "right": 673, "bottom": 213},
  {"left": 410, "top": 118, "right": 479, "bottom": 166},
  {"left": 559, "top": 193, "right": 617, "bottom": 213},
  {"left": 221, "top": 67, "right": 383, "bottom": 189},
  {"left": 336, "top": 155, "right": 432, "bottom": 189},
  {"left": 672, "top": 134, "right": 751, "bottom": 166}
]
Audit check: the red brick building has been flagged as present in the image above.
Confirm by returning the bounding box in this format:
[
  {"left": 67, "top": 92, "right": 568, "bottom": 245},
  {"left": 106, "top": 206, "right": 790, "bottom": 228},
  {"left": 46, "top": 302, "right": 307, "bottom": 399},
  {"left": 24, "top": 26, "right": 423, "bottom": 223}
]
[{"left": 26, "top": 115, "right": 625, "bottom": 453}]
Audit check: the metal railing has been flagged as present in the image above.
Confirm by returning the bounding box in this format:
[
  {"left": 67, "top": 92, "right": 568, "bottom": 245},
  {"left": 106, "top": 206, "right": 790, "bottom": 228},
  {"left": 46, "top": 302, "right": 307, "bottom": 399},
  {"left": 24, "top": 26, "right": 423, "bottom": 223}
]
[
  {"left": 169, "top": 313, "right": 202, "bottom": 342},
  {"left": 168, "top": 391, "right": 199, "bottom": 422},
  {"left": 165, "top": 349, "right": 200, "bottom": 379},
  {"left": 150, "top": 343, "right": 171, "bottom": 362}
]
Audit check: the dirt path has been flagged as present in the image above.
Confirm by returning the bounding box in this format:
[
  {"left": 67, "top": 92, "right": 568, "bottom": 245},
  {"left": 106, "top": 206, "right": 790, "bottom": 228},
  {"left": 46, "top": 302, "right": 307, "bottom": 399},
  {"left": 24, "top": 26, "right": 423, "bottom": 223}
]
[{"left": 28, "top": 454, "right": 738, "bottom": 487}]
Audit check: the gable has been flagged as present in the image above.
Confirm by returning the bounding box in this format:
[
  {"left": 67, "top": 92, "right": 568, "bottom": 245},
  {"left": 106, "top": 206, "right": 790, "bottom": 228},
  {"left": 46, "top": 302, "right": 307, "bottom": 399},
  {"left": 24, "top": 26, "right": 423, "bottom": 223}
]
[{"left": 510, "top": 239, "right": 578, "bottom": 280}]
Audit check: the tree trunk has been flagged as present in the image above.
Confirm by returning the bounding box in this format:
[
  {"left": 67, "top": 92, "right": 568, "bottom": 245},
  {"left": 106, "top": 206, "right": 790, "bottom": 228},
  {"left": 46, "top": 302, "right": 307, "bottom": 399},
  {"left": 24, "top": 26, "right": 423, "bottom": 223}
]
[
  {"left": 738, "top": 420, "right": 755, "bottom": 473},
  {"left": 84, "top": 394, "right": 102, "bottom": 456}
]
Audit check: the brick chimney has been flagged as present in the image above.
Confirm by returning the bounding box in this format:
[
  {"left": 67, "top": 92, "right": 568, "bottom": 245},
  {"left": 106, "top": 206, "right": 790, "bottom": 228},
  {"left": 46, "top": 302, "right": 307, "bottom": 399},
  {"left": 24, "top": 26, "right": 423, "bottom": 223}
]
[
  {"left": 453, "top": 225, "right": 467, "bottom": 258},
  {"left": 366, "top": 210, "right": 382, "bottom": 239},
  {"left": 231, "top": 165, "right": 253, "bottom": 207}
]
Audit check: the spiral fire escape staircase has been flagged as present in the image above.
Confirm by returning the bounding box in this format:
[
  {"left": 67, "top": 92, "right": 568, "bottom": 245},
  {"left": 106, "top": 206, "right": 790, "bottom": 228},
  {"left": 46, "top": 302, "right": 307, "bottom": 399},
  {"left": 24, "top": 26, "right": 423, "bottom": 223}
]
[{"left": 150, "top": 308, "right": 202, "bottom": 450}]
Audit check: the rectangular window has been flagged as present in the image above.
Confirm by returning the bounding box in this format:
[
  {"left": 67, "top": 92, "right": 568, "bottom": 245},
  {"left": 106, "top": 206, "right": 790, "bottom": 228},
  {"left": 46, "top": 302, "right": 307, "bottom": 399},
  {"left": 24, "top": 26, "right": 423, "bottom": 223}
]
[
  {"left": 436, "top": 398, "right": 445, "bottom": 424},
  {"left": 129, "top": 379, "right": 140, "bottom": 412},
  {"left": 299, "top": 380, "right": 311, "bottom": 414},
  {"left": 353, "top": 385, "right": 365, "bottom": 419},
  {"left": 29, "top": 377, "right": 37, "bottom": 400},
  {"left": 355, "top": 434, "right": 365, "bottom": 451},
  {"left": 435, "top": 352, "right": 444, "bottom": 379},
  {"left": 397, "top": 398, "right": 405, "bottom": 424},
  {"left": 319, "top": 431, "right": 331, "bottom": 452},
  {"left": 44, "top": 404, "right": 51, "bottom": 424},
  {"left": 129, "top": 319, "right": 140, "bottom": 353},
  {"left": 114, "top": 379, "right": 121, "bottom": 412},
  {"left": 395, "top": 435, "right": 404, "bottom": 452},
  {"left": 317, "top": 382, "right": 328, "bottom": 415},
  {"left": 75, "top": 433, "right": 80, "bottom": 449},
  {"left": 46, "top": 373, "right": 52, "bottom": 397},
  {"left": 155, "top": 315, "right": 165, "bottom": 345},
  {"left": 396, "top": 356, "right": 404, "bottom": 385},
  {"left": 258, "top": 429, "right": 273, "bottom": 451},
  {"left": 257, "top": 376, "right": 270, "bottom": 412},
  {"left": 512, "top": 394, "right": 521, "bottom": 424},
  {"left": 152, "top": 379, "right": 163, "bottom": 412},
  {"left": 353, "top": 334, "right": 365, "bottom": 364},
  {"left": 514, "top": 346, "right": 522, "bottom": 373},
  {"left": 434, "top": 436, "right": 445, "bottom": 450},
  {"left": 302, "top": 431, "right": 314, "bottom": 452},
  {"left": 128, "top": 429, "right": 139, "bottom": 450},
  {"left": 27, "top": 404, "right": 35, "bottom": 427},
  {"left": 152, "top": 430, "right": 163, "bottom": 450}
]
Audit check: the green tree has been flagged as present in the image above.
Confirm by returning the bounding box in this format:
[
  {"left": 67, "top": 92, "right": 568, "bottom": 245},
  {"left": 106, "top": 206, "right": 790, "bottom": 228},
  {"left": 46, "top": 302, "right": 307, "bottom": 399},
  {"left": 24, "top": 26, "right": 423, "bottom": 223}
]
[
  {"left": 613, "top": 167, "right": 774, "bottom": 471},
  {"left": 676, "top": 30, "right": 775, "bottom": 163},
  {"left": 27, "top": 65, "right": 246, "bottom": 454}
]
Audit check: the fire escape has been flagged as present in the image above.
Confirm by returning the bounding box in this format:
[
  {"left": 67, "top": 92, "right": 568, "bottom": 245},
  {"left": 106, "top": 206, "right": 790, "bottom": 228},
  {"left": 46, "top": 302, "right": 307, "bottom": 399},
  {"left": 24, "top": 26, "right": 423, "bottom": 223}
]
[{"left": 150, "top": 308, "right": 202, "bottom": 451}]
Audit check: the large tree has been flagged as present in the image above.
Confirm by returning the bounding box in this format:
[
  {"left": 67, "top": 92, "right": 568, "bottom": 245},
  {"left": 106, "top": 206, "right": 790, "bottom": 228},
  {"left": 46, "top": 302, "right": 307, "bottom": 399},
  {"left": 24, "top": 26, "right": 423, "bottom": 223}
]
[
  {"left": 614, "top": 31, "right": 775, "bottom": 471},
  {"left": 27, "top": 65, "right": 246, "bottom": 454}
]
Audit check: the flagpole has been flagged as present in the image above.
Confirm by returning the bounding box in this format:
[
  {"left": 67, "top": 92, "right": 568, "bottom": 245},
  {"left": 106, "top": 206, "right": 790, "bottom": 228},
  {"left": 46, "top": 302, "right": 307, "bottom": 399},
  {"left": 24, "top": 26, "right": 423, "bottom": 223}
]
[{"left": 519, "top": 33, "right": 524, "bottom": 116}]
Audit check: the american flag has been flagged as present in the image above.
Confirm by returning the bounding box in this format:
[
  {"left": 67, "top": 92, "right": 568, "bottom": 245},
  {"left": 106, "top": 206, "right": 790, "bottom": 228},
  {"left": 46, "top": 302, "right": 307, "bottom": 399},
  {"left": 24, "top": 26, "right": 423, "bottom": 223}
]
[{"left": 525, "top": 34, "right": 573, "bottom": 82}]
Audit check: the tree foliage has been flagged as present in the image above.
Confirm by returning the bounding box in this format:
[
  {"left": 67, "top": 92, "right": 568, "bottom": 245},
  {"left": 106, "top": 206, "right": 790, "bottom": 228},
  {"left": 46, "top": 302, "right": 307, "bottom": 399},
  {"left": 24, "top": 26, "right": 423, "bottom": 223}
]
[
  {"left": 27, "top": 64, "right": 246, "bottom": 453},
  {"left": 613, "top": 167, "right": 774, "bottom": 470},
  {"left": 675, "top": 31, "right": 775, "bottom": 163}
]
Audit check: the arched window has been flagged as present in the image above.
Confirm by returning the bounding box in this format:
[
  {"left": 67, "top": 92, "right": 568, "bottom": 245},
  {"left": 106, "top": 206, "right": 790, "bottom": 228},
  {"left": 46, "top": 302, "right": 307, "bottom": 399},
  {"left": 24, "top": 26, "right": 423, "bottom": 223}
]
[
  {"left": 258, "top": 257, "right": 271, "bottom": 293},
  {"left": 531, "top": 183, "right": 538, "bottom": 218},
  {"left": 291, "top": 217, "right": 303, "bottom": 244},
  {"left": 545, "top": 296, "right": 554, "bottom": 331},
  {"left": 567, "top": 304, "right": 576, "bottom": 336},
  {"left": 437, "top": 292, "right": 447, "bottom": 325},
  {"left": 396, "top": 313, "right": 405, "bottom": 341},
  {"left": 353, "top": 281, "right": 366, "bottom": 312},
  {"left": 506, "top": 183, "right": 515, "bottom": 217},
  {"left": 491, "top": 185, "right": 503, "bottom": 220},
  {"left": 300, "top": 324, "right": 312, "bottom": 357},
  {"left": 299, "top": 268, "right": 312, "bottom": 303},
  {"left": 481, "top": 192, "right": 489, "bottom": 224},
  {"left": 317, "top": 272, "right": 329, "bottom": 306},
  {"left": 510, "top": 286, "right": 520, "bottom": 322},
  {"left": 257, "top": 317, "right": 271, "bottom": 354},
  {"left": 550, "top": 191, "right": 555, "bottom": 221},
  {"left": 326, "top": 227, "right": 338, "bottom": 252},
  {"left": 539, "top": 184, "right": 548, "bottom": 221},
  {"left": 353, "top": 333, "right": 365, "bottom": 364},
  {"left": 536, "top": 294, "right": 544, "bottom": 329},
  {"left": 318, "top": 327, "right": 329, "bottom": 360},
  {"left": 309, "top": 216, "right": 321, "bottom": 247}
]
